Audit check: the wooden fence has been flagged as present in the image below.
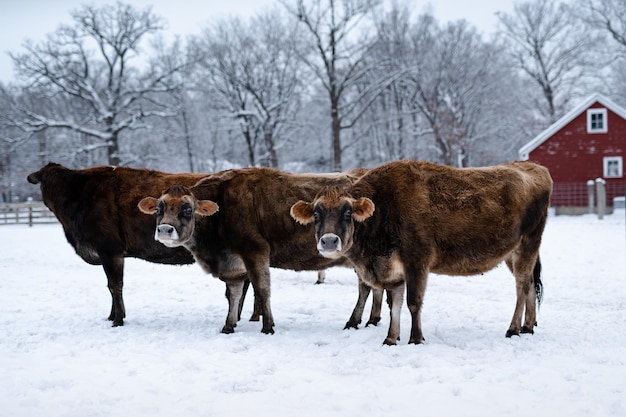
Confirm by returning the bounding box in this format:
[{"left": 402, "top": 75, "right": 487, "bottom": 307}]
[{"left": 0, "top": 202, "right": 58, "bottom": 226}]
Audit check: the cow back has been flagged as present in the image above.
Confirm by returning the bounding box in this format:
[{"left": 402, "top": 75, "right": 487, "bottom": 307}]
[
  {"left": 28, "top": 163, "right": 207, "bottom": 265},
  {"left": 191, "top": 167, "right": 365, "bottom": 271},
  {"left": 349, "top": 160, "right": 552, "bottom": 275}
]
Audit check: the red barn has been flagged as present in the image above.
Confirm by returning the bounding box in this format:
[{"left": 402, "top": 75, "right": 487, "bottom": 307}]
[{"left": 519, "top": 93, "right": 626, "bottom": 214}]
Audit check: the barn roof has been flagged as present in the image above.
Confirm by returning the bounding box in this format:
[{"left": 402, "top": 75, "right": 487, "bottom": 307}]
[{"left": 519, "top": 93, "right": 626, "bottom": 160}]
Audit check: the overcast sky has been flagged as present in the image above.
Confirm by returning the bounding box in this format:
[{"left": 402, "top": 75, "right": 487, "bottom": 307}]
[{"left": 0, "top": 0, "right": 516, "bottom": 83}]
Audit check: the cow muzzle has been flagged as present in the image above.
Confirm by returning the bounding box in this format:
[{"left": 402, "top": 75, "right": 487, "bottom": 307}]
[
  {"left": 155, "top": 224, "right": 180, "bottom": 247},
  {"left": 317, "top": 233, "right": 343, "bottom": 258}
]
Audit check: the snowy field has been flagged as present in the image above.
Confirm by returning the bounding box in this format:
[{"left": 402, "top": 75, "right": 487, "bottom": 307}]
[{"left": 1, "top": 210, "right": 625, "bottom": 417}]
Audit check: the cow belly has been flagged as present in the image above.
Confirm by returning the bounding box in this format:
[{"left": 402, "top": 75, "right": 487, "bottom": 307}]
[
  {"left": 431, "top": 250, "right": 512, "bottom": 276},
  {"left": 353, "top": 252, "right": 405, "bottom": 289},
  {"left": 269, "top": 253, "right": 349, "bottom": 271},
  {"left": 74, "top": 243, "right": 101, "bottom": 265}
]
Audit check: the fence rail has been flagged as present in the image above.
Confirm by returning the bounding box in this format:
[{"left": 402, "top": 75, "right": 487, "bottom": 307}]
[
  {"left": 0, "top": 202, "right": 57, "bottom": 226},
  {"left": 552, "top": 181, "right": 625, "bottom": 208}
]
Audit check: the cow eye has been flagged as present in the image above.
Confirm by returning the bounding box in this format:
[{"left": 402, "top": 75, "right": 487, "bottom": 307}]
[
  {"left": 343, "top": 209, "right": 352, "bottom": 220},
  {"left": 183, "top": 207, "right": 193, "bottom": 217},
  {"left": 155, "top": 203, "right": 163, "bottom": 216},
  {"left": 313, "top": 211, "right": 320, "bottom": 222}
]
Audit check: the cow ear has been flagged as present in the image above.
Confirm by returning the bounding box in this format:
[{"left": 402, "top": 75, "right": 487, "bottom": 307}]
[
  {"left": 138, "top": 197, "right": 158, "bottom": 215},
  {"left": 353, "top": 197, "right": 375, "bottom": 222},
  {"left": 27, "top": 171, "right": 41, "bottom": 184},
  {"left": 290, "top": 200, "right": 315, "bottom": 225},
  {"left": 196, "top": 200, "right": 219, "bottom": 217}
]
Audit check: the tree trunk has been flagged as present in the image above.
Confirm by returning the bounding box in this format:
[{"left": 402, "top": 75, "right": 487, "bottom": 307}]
[
  {"left": 331, "top": 102, "right": 342, "bottom": 172},
  {"left": 243, "top": 129, "right": 256, "bottom": 167},
  {"left": 181, "top": 108, "right": 196, "bottom": 172},
  {"left": 108, "top": 131, "right": 121, "bottom": 166},
  {"left": 264, "top": 131, "right": 278, "bottom": 168}
]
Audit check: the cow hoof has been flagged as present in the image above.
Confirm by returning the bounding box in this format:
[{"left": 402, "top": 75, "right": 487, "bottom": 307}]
[
  {"left": 408, "top": 337, "right": 424, "bottom": 345},
  {"left": 383, "top": 337, "right": 397, "bottom": 346},
  {"left": 505, "top": 329, "right": 520, "bottom": 338},
  {"left": 344, "top": 321, "right": 359, "bottom": 330},
  {"left": 521, "top": 326, "right": 534, "bottom": 334},
  {"left": 112, "top": 319, "right": 124, "bottom": 327},
  {"left": 221, "top": 325, "right": 236, "bottom": 334},
  {"left": 366, "top": 317, "right": 381, "bottom": 327},
  {"left": 261, "top": 327, "right": 275, "bottom": 335}
]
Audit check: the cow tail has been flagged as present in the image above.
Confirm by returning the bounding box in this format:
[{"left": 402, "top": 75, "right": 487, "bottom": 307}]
[{"left": 533, "top": 256, "right": 543, "bottom": 308}]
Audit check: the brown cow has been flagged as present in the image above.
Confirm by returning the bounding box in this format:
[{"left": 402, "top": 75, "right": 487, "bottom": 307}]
[
  {"left": 27, "top": 162, "right": 254, "bottom": 326},
  {"left": 137, "top": 167, "right": 383, "bottom": 335},
  {"left": 290, "top": 160, "right": 552, "bottom": 345}
]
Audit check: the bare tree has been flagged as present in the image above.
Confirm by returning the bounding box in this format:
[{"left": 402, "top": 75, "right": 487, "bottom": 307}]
[
  {"left": 243, "top": 11, "right": 307, "bottom": 168},
  {"left": 352, "top": 1, "right": 416, "bottom": 164},
  {"left": 192, "top": 10, "right": 306, "bottom": 168},
  {"left": 352, "top": 10, "right": 526, "bottom": 168},
  {"left": 282, "top": 0, "right": 383, "bottom": 171},
  {"left": 577, "top": 0, "right": 626, "bottom": 51},
  {"left": 406, "top": 17, "right": 516, "bottom": 166},
  {"left": 8, "top": 2, "right": 184, "bottom": 166},
  {"left": 496, "top": 0, "right": 599, "bottom": 126},
  {"left": 573, "top": 0, "right": 626, "bottom": 105}
]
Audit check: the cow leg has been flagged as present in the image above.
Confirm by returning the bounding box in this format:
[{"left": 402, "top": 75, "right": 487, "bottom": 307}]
[
  {"left": 383, "top": 284, "right": 404, "bottom": 345},
  {"left": 243, "top": 256, "right": 275, "bottom": 335},
  {"left": 405, "top": 264, "right": 429, "bottom": 345},
  {"left": 506, "top": 248, "right": 539, "bottom": 338},
  {"left": 344, "top": 278, "right": 372, "bottom": 329},
  {"left": 385, "top": 289, "right": 393, "bottom": 310},
  {"left": 221, "top": 278, "right": 245, "bottom": 334},
  {"left": 100, "top": 253, "right": 125, "bottom": 327},
  {"left": 520, "top": 255, "right": 542, "bottom": 334},
  {"left": 521, "top": 281, "right": 537, "bottom": 334},
  {"left": 366, "top": 287, "right": 384, "bottom": 327},
  {"left": 235, "top": 278, "right": 263, "bottom": 322},
  {"left": 316, "top": 270, "right": 326, "bottom": 284},
  {"left": 523, "top": 257, "right": 543, "bottom": 332},
  {"left": 249, "top": 279, "right": 264, "bottom": 322}
]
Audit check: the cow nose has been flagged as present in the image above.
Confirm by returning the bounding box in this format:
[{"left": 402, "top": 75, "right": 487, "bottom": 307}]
[
  {"left": 320, "top": 234, "right": 339, "bottom": 251},
  {"left": 157, "top": 224, "right": 175, "bottom": 236},
  {"left": 155, "top": 224, "right": 180, "bottom": 244}
]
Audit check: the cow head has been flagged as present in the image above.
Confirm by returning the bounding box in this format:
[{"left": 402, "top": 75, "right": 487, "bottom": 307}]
[
  {"left": 27, "top": 163, "right": 67, "bottom": 212},
  {"left": 138, "top": 185, "right": 219, "bottom": 248},
  {"left": 290, "top": 186, "right": 375, "bottom": 259}
]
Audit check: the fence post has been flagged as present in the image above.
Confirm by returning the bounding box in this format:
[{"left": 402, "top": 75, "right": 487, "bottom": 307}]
[
  {"left": 587, "top": 180, "right": 595, "bottom": 214},
  {"left": 595, "top": 178, "right": 606, "bottom": 220},
  {"left": 28, "top": 205, "right": 33, "bottom": 227}
]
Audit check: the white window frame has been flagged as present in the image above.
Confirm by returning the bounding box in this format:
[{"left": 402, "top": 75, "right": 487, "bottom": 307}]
[
  {"left": 603, "top": 156, "right": 623, "bottom": 178},
  {"left": 587, "top": 108, "right": 608, "bottom": 133}
]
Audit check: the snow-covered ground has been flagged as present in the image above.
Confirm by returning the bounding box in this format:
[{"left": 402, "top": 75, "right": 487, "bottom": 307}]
[{"left": 1, "top": 210, "right": 625, "bottom": 417}]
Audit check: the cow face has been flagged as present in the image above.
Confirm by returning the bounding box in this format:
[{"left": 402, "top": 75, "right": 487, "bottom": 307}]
[
  {"left": 290, "top": 187, "right": 374, "bottom": 259},
  {"left": 138, "top": 185, "right": 218, "bottom": 248}
]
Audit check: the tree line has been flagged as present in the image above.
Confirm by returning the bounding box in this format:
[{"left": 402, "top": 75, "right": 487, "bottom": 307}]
[{"left": 1, "top": 0, "right": 625, "bottom": 201}]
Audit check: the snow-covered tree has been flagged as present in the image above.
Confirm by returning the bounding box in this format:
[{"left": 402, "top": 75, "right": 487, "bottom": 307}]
[
  {"left": 496, "top": 0, "right": 600, "bottom": 126},
  {"left": 8, "top": 2, "right": 185, "bottom": 166},
  {"left": 282, "top": 0, "right": 383, "bottom": 171},
  {"left": 574, "top": 0, "right": 626, "bottom": 107},
  {"left": 192, "top": 9, "right": 306, "bottom": 168}
]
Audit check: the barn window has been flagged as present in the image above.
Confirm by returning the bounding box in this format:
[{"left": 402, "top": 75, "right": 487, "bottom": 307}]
[
  {"left": 587, "top": 108, "right": 608, "bottom": 133},
  {"left": 604, "top": 156, "right": 623, "bottom": 178}
]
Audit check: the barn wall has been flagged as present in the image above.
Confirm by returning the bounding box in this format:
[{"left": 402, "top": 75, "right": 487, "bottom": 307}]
[{"left": 530, "top": 102, "right": 626, "bottom": 207}]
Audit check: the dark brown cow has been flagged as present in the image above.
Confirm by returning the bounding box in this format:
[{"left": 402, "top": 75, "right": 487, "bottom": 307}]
[
  {"left": 137, "top": 167, "right": 381, "bottom": 334},
  {"left": 290, "top": 160, "right": 552, "bottom": 345},
  {"left": 26, "top": 163, "right": 231, "bottom": 326}
]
